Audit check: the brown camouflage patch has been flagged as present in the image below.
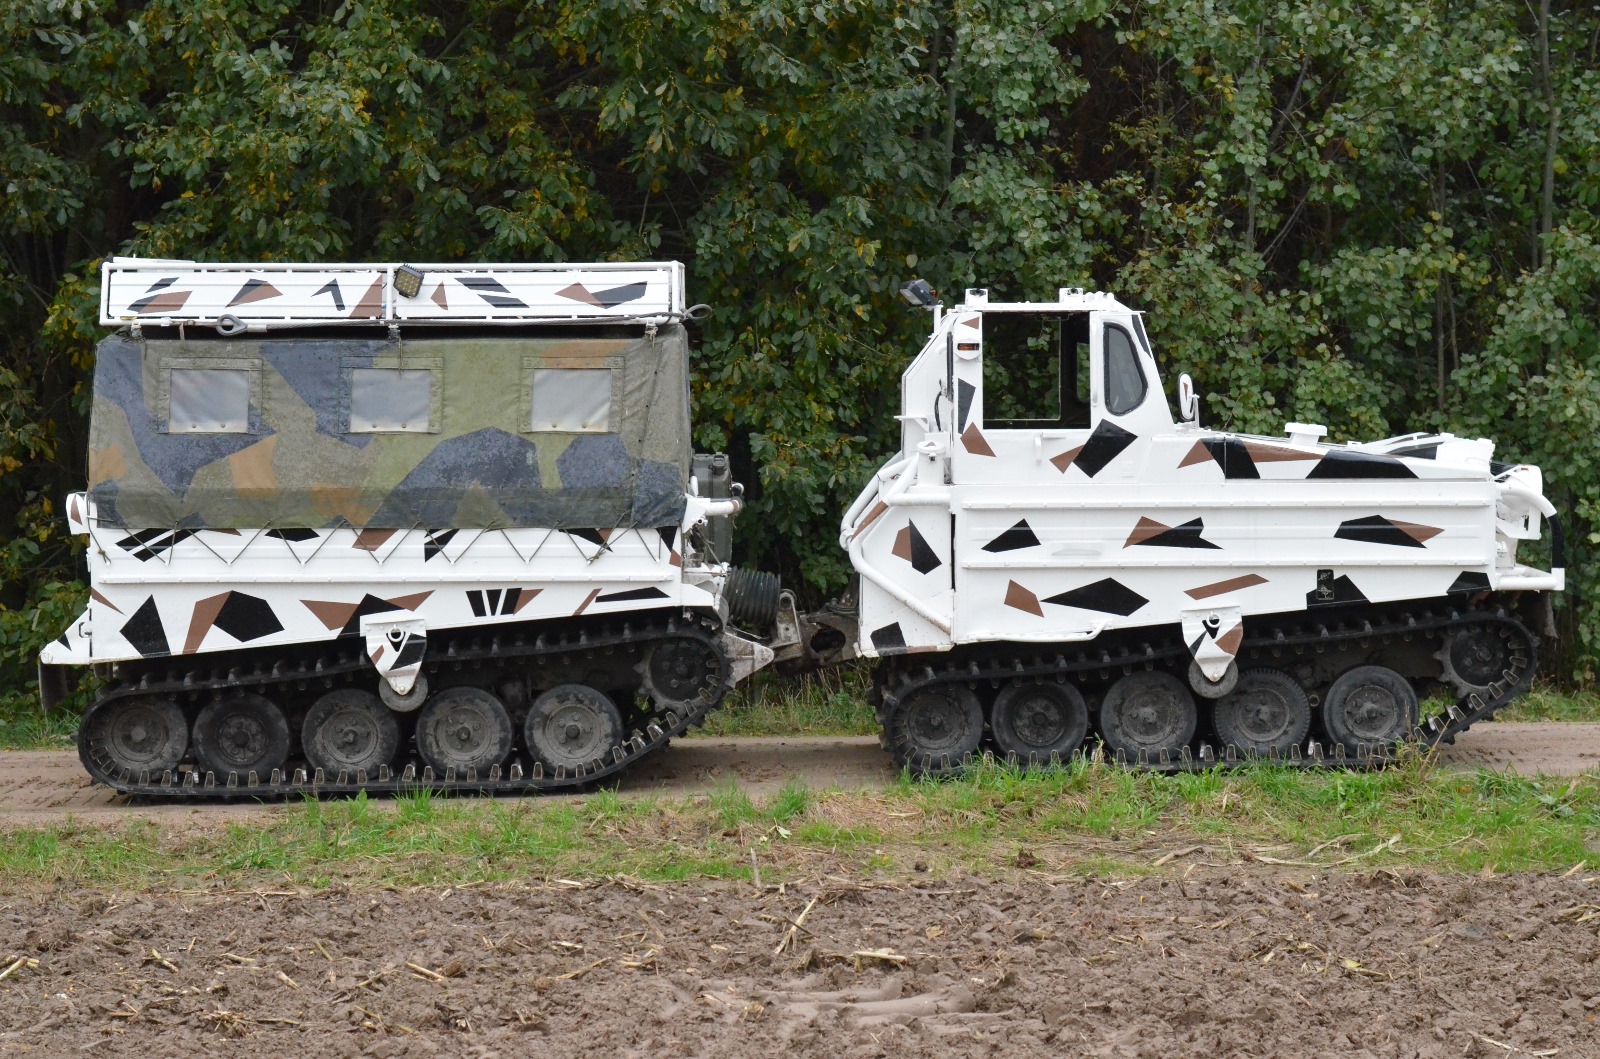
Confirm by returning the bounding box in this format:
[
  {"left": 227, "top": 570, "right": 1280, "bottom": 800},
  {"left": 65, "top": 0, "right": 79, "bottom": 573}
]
[
  {"left": 183, "top": 592, "right": 231, "bottom": 655},
  {"left": 555, "top": 283, "right": 603, "bottom": 307},
  {"left": 88, "top": 446, "right": 129, "bottom": 487},
  {"left": 353, "top": 528, "right": 397, "bottom": 551},
  {"left": 891, "top": 526, "right": 913, "bottom": 562},
  {"left": 302, "top": 599, "right": 359, "bottom": 631},
  {"left": 89, "top": 588, "right": 122, "bottom": 614},
  {"left": 1216, "top": 624, "right": 1244, "bottom": 656},
  {"left": 1178, "top": 440, "right": 1214, "bottom": 468},
  {"left": 350, "top": 277, "right": 385, "bottom": 319},
  {"left": 513, "top": 588, "right": 542, "bottom": 614},
  {"left": 228, "top": 280, "right": 283, "bottom": 306},
  {"left": 1396, "top": 520, "right": 1444, "bottom": 544},
  {"left": 1050, "top": 445, "right": 1084, "bottom": 472},
  {"left": 309, "top": 484, "right": 376, "bottom": 524},
  {"left": 1125, "top": 516, "right": 1169, "bottom": 546},
  {"left": 852, "top": 500, "right": 889, "bottom": 541},
  {"left": 1004, "top": 580, "right": 1043, "bottom": 617},
  {"left": 1185, "top": 574, "right": 1268, "bottom": 600},
  {"left": 573, "top": 588, "right": 601, "bottom": 615},
  {"left": 133, "top": 291, "right": 191, "bottom": 314},
  {"left": 388, "top": 591, "right": 434, "bottom": 611},
  {"left": 1242, "top": 442, "right": 1318, "bottom": 463},
  {"left": 227, "top": 437, "right": 279, "bottom": 496},
  {"left": 960, "top": 423, "right": 995, "bottom": 457}
]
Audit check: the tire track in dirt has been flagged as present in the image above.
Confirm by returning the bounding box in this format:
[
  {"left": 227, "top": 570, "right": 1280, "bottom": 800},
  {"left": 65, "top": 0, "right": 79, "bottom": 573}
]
[
  {"left": 2, "top": 722, "right": 1597, "bottom": 827},
  {"left": 1, "top": 871, "right": 1596, "bottom": 1057}
]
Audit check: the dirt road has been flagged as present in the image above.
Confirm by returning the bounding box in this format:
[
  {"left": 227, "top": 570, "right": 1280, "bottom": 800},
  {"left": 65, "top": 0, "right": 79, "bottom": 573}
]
[
  {"left": 2, "top": 722, "right": 1598, "bottom": 827},
  {"left": 2, "top": 869, "right": 1596, "bottom": 1058}
]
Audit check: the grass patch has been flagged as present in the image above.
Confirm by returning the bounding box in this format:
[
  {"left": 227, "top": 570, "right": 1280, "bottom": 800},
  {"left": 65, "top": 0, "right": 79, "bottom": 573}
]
[
  {"left": 5, "top": 758, "right": 1598, "bottom": 889},
  {"left": 693, "top": 663, "right": 877, "bottom": 737},
  {"left": 1497, "top": 685, "right": 1600, "bottom": 722},
  {"left": 0, "top": 692, "right": 77, "bottom": 750}
]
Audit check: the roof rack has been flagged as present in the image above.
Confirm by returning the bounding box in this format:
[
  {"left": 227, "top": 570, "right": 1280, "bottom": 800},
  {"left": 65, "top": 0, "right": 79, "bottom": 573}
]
[{"left": 100, "top": 258, "right": 686, "bottom": 331}]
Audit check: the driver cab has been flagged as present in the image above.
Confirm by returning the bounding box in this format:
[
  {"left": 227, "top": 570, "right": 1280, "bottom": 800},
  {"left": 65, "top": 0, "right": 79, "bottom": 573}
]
[{"left": 948, "top": 289, "right": 1172, "bottom": 483}]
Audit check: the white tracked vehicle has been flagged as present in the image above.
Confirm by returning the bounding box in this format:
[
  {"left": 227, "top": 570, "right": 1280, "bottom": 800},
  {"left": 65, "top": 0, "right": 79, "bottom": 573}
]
[
  {"left": 42, "top": 259, "right": 781, "bottom": 797},
  {"left": 841, "top": 281, "right": 1564, "bottom": 772},
  {"left": 42, "top": 262, "right": 1565, "bottom": 796}
]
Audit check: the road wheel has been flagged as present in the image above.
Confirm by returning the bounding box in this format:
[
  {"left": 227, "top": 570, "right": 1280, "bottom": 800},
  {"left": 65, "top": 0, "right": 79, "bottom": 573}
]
[
  {"left": 193, "top": 694, "right": 290, "bottom": 779},
  {"left": 415, "top": 686, "right": 513, "bottom": 775},
  {"left": 885, "top": 684, "right": 983, "bottom": 775},
  {"left": 1213, "top": 669, "right": 1310, "bottom": 757},
  {"left": 524, "top": 684, "right": 624, "bottom": 774},
  {"left": 1099, "top": 671, "right": 1196, "bottom": 761},
  {"left": 302, "top": 688, "right": 399, "bottom": 777},
  {"left": 990, "top": 681, "right": 1088, "bottom": 765},
  {"left": 88, "top": 697, "right": 188, "bottom": 777},
  {"left": 1322, "top": 665, "right": 1417, "bottom": 755}
]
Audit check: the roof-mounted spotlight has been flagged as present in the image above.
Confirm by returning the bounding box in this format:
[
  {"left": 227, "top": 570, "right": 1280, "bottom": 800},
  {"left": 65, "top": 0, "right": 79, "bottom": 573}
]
[
  {"left": 898, "top": 278, "right": 937, "bottom": 308},
  {"left": 394, "top": 264, "right": 425, "bottom": 299}
]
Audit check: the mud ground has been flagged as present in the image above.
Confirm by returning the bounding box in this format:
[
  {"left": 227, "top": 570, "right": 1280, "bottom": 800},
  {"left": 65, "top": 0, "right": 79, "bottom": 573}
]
[
  {"left": 1, "top": 869, "right": 1597, "bottom": 1058},
  {"left": 1, "top": 722, "right": 1598, "bottom": 828}
]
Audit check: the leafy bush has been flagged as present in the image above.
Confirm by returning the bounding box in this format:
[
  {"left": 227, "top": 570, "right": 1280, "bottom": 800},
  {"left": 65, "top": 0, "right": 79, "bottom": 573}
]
[{"left": 2, "top": 0, "right": 1596, "bottom": 699}]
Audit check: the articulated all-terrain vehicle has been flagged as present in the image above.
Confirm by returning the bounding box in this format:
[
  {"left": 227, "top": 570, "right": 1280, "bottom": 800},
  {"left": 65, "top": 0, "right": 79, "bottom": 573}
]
[
  {"left": 844, "top": 283, "right": 1564, "bottom": 772},
  {"left": 42, "top": 259, "right": 778, "bottom": 796},
  {"left": 41, "top": 261, "right": 1564, "bottom": 796}
]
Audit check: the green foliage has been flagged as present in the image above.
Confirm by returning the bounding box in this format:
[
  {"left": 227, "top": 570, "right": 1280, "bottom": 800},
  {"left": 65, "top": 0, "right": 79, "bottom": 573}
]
[{"left": 3, "top": 0, "right": 1599, "bottom": 698}]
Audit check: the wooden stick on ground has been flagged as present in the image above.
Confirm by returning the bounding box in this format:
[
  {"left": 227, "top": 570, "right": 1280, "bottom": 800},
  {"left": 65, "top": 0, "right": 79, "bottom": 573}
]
[
  {"left": 775, "top": 896, "right": 818, "bottom": 956},
  {"left": 405, "top": 962, "right": 446, "bottom": 981}
]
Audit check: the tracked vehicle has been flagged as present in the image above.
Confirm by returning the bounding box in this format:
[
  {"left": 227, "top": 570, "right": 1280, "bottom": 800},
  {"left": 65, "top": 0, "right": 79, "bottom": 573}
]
[
  {"left": 44, "top": 263, "right": 1566, "bottom": 796},
  {"left": 42, "top": 259, "right": 777, "bottom": 797},
  {"left": 843, "top": 283, "right": 1565, "bottom": 772}
]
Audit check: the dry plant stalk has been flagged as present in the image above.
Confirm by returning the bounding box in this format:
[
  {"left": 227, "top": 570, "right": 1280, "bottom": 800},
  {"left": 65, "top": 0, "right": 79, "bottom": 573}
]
[{"left": 774, "top": 896, "right": 819, "bottom": 956}]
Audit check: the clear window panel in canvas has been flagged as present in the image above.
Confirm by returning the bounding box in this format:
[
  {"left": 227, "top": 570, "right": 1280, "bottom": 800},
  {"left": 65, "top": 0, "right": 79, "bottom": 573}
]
[
  {"left": 350, "top": 368, "right": 434, "bottom": 433},
  {"left": 169, "top": 368, "right": 251, "bottom": 433},
  {"left": 530, "top": 369, "right": 612, "bottom": 433}
]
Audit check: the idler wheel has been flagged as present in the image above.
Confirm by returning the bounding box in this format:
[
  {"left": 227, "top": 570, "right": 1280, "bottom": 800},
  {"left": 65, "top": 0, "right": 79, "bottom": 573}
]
[
  {"left": 302, "top": 688, "right": 399, "bottom": 777},
  {"left": 192, "top": 693, "right": 290, "bottom": 779},
  {"left": 1322, "top": 664, "right": 1417, "bottom": 755},
  {"left": 1212, "top": 669, "right": 1311, "bottom": 757},
  {"left": 886, "top": 684, "right": 983, "bottom": 772},
  {"left": 415, "top": 686, "right": 513, "bottom": 775},
  {"left": 88, "top": 696, "right": 188, "bottom": 777},
  {"left": 641, "top": 637, "right": 728, "bottom": 711},
  {"left": 524, "top": 684, "right": 624, "bottom": 773},
  {"left": 1099, "top": 671, "right": 1197, "bottom": 761},
  {"left": 989, "top": 681, "right": 1088, "bottom": 765},
  {"left": 1438, "top": 626, "right": 1513, "bottom": 697}
]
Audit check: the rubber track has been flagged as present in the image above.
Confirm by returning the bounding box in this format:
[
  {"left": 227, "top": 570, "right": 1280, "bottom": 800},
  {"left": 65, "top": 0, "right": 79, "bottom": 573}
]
[
  {"left": 876, "top": 601, "right": 1537, "bottom": 775},
  {"left": 78, "top": 614, "right": 729, "bottom": 800}
]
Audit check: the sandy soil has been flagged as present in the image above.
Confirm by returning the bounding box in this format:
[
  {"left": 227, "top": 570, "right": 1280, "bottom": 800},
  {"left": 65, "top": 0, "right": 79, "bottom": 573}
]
[
  {"left": 1, "top": 869, "right": 1596, "bottom": 1058},
  {"left": 2, "top": 722, "right": 1598, "bottom": 827}
]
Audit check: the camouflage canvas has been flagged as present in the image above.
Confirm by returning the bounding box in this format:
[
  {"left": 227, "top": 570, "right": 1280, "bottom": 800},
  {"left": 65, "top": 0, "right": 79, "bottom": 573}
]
[{"left": 87, "top": 325, "right": 692, "bottom": 530}]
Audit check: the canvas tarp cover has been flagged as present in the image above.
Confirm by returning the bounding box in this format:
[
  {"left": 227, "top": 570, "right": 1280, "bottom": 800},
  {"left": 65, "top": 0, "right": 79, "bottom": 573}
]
[{"left": 87, "top": 326, "right": 692, "bottom": 530}]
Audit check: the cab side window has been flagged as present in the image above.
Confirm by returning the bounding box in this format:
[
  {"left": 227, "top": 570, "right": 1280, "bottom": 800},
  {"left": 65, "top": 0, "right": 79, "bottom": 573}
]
[
  {"left": 982, "top": 312, "right": 1090, "bottom": 429},
  {"left": 1103, "top": 324, "right": 1147, "bottom": 416}
]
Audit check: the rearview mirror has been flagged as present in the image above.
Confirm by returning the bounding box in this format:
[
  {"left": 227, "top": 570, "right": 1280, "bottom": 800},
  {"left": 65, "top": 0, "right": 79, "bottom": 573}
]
[{"left": 1178, "top": 373, "right": 1199, "bottom": 424}]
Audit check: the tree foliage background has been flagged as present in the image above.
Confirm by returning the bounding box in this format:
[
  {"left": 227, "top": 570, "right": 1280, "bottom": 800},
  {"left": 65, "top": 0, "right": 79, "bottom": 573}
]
[{"left": 4, "top": 0, "right": 1599, "bottom": 704}]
